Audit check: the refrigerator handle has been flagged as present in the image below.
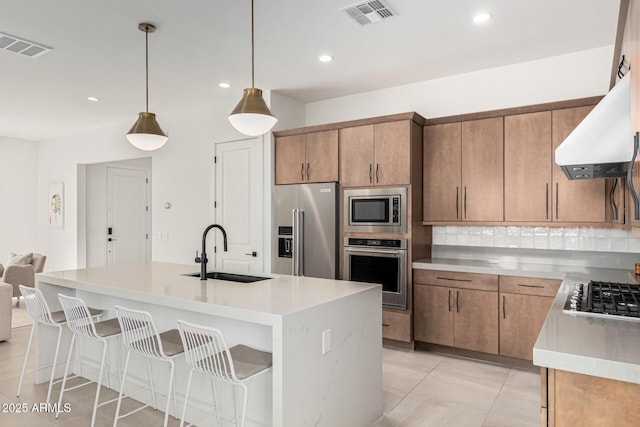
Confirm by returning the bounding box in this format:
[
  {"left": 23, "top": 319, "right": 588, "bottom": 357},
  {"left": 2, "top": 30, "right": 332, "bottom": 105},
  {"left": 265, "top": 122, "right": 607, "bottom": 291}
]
[{"left": 292, "top": 209, "right": 304, "bottom": 276}]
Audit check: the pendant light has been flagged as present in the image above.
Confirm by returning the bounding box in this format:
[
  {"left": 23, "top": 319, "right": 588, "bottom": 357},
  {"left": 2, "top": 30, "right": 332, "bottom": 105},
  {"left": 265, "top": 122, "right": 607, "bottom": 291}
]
[
  {"left": 228, "top": 0, "right": 278, "bottom": 136},
  {"left": 126, "top": 23, "right": 168, "bottom": 151}
]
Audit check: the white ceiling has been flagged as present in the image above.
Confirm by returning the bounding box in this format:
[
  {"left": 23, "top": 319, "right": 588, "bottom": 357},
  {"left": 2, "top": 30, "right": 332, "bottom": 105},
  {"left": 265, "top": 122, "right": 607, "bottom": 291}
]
[{"left": 0, "top": 0, "right": 621, "bottom": 141}]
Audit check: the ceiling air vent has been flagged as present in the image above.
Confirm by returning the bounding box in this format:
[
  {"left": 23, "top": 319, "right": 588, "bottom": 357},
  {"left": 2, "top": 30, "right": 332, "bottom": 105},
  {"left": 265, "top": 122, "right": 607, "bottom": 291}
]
[
  {"left": 0, "top": 32, "right": 53, "bottom": 58},
  {"left": 341, "top": 0, "right": 396, "bottom": 26}
]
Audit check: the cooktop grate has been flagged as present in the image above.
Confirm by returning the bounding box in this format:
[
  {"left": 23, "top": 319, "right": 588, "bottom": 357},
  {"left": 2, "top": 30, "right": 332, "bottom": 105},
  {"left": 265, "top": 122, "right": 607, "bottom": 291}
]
[{"left": 587, "top": 281, "right": 640, "bottom": 317}]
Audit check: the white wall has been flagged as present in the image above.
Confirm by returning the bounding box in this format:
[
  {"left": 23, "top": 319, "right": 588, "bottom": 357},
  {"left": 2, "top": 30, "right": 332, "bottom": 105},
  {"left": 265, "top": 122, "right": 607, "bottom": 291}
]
[
  {"left": 37, "top": 98, "right": 251, "bottom": 271},
  {"left": 305, "top": 47, "right": 613, "bottom": 125},
  {"left": 0, "top": 137, "right": 38, "bottom": 262}
]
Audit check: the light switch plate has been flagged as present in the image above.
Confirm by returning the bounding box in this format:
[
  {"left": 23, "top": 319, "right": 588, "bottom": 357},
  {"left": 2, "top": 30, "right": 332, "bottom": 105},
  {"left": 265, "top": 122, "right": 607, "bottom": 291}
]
[{"left": 322, "top": 329, "right": 331, "bottom": 354}]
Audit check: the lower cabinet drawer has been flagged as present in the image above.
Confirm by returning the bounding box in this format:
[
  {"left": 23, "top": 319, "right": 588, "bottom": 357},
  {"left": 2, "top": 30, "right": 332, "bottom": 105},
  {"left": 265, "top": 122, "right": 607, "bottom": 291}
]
[
  {"left": 382, "top": 310, "right": 411, "bottom": 342},
  {"left": 500, "top": 276, "right": 561, "bottom": 297}
]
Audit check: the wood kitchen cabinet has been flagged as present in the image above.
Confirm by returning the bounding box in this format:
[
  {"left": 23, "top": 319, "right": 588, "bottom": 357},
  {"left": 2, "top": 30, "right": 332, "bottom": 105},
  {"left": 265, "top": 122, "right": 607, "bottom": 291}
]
[
  {"left": 423, "top": 117, "right": 503, "bottom": 222},
  {"left": 504, "top": 111, "right": 552, "bottom": 222},
  {"left": 274, "top": 130, "right": 338, "bottom": 184},
  {"left": 413, "top": 270, "right": 499, "bottom": 354},
  {"left": 423, "top": 122, "right": 461, "bottom": 221},
  {"left": 552, "top": 106, "right": 606, "bottom": 223},
  {"left": 340, "top": 121, "right": 411, "bottom": 187},
  {"left": 543, "top": 368, "right": 640, "bottom": 426},
  {"left": 499, "top": 276, "right": 560, "bottom": 360}
]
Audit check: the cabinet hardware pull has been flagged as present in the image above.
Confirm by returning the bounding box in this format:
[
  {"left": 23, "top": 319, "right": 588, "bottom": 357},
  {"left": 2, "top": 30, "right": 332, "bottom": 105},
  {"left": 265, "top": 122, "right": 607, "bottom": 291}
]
[
  {"left": 436, "top": 277, "right": 472, "bottom": 282},
  {"left": 301, "top": 163, "right": 304, "bottom": 181},
  {"left": 376, "top": 163, "right": 380, "bottom": 183},
  {"left": 502, "top": 295, "right": 506, "bottom": 319},
  {"left": 456, "top": 290, "right": 459, "bottom": 313},
  {"left": 610, "top": 178, "right": 619, "bottom": 221},
  {"left": 382, "top": 323, "right": 390, "bottom": 327},
  {"left": 456, "top": 187, "right": 459, "bottom": 219},
  {"left": 369, "top": 164, "right": 373, "bottom": 184},
  {"left": 448, "top": 289, "right": 452, "bottom": 312},
  {"left": 517, "top": 284, "right": 545, "bottom": 288},
  {"left": 464, "top": 186, "right": 467, "bottom": 219},
  {"left": 546, "top": 183, "right": 549, "bottom": 220},
  {"left": 306, "top": 162, "right": 310, "bottom": 180},
  {"left": 556, "top": 182, "right": 558, "bottom": 219}
]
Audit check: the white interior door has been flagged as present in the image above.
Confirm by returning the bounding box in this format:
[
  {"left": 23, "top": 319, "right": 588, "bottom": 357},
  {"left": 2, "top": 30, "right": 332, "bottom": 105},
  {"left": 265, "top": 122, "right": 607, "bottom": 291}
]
[
  {"left": 106, "top": 167, "right": 149, "bottom": 266},
  {"left": 214, "top": 138, "right": 263, "bottom": 272}
]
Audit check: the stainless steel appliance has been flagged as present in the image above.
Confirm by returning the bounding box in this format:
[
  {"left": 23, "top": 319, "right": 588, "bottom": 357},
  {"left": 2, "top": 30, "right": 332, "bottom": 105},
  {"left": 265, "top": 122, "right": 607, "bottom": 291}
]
[
  {"left": 344, "top": 187, "right": 407, "bottom": 234},
  {"left": 273, "top": 182, "right": 338, "bottom": 279},
  {"left": 563, "top": 281, "right": 640, "bottom": 322},
  {"left": 343, "top": 237, "right": 407, "bottom": 309}
]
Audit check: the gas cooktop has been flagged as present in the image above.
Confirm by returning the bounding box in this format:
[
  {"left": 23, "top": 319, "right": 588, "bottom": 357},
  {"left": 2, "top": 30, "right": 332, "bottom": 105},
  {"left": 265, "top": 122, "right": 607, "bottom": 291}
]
[{"left": 563, "top": 281, "right": 640, "bottom": 322}]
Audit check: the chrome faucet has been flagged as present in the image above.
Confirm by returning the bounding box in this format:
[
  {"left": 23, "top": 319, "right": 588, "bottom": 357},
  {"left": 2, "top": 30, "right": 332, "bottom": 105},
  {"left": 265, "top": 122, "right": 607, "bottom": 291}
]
[{"left": 195, "top": 224, "right": 228, "bottom": 280}]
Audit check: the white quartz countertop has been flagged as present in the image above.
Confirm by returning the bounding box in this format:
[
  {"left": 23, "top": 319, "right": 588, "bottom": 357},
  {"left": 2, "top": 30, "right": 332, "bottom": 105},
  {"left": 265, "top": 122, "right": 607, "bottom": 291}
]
[
  {"left": 37, "top": 262, "right": 380, "bottom": 325},
  {"left": 533, "top": 268, "right": 640, "bottom": 384}
]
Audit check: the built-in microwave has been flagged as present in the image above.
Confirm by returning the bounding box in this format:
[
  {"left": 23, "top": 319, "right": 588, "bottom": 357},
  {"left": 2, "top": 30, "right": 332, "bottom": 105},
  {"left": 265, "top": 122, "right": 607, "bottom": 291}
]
[{"left": 344, "top": 187, "right": 407, "bottom": 233}]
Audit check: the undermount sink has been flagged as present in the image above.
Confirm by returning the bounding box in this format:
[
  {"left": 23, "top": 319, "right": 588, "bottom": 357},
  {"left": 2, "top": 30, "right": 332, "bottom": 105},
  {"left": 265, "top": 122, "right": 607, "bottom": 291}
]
[{"left": 184, "top": 271, "right": 269, "bottom": 283}]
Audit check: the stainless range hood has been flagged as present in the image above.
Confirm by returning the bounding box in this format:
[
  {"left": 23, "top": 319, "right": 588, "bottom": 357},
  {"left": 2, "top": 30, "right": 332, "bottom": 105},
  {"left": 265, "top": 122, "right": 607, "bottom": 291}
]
[{"left": 555, "top": 72, "right": 633, "bottom": 180}]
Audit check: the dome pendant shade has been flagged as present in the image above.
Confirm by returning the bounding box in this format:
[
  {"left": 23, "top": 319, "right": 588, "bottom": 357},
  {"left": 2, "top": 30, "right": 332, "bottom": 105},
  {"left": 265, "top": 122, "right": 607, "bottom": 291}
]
[
  {"left": 228, "top": 88, "right": 278, "bottom": 136},
  {"left": 126, "top": 112, "right": 168, "bottom": 151},
  {"left": 126, "top": 22, "right": 167, "bottom": 151}
]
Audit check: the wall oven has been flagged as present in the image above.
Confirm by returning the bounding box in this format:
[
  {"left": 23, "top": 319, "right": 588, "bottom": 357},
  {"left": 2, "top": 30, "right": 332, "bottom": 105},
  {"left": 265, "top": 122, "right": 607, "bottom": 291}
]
[
  {"left": 344, "top": 187, "right": 407, "bottom": 234},
  {"left": 343, "top": 237, "right": 407, "bottom": 309}
]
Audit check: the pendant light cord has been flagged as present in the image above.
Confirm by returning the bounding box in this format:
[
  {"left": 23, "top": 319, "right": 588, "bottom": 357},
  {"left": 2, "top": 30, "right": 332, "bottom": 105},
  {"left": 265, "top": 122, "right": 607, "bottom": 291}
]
[
  {"left": 251, "top": 0, "right": 255, "bottom": 89},
  {"left": 145, "top": 27, "right": 149, "bottom": 112}
]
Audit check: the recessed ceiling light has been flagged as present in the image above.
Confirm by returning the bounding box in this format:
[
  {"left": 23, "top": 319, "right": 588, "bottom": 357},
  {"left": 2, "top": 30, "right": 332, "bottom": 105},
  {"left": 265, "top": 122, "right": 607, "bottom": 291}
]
[
  {"left": 219, "top": 82, "right": 231, "bottom": 88},
  {"left": 473, "top": 12, "right": 491, "bottom": 23},
  {"left": 87, "top": 96, "right": 100, "bottom": 102},
  {"left": 319, "top": 55, "right": 333, "bottom": 63}
]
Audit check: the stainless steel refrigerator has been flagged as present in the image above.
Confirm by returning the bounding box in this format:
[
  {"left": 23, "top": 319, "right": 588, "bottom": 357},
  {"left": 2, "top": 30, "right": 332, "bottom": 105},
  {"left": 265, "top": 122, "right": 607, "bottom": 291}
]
[{"left": 272, "top": 182, "right": 338, "bottom": 279}]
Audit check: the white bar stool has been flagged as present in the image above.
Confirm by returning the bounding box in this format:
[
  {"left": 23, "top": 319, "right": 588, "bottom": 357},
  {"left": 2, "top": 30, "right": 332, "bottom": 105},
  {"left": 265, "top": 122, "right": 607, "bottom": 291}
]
[
  {"left": 56, "top": 294, "right": 123, "bottom": 427},
  {"left": 113, "top": 305, "right": 184, "bottom": 427},
  {"left": 177, "top": 320, "right": 272, "bottom": 427},
  {"left": 16, "top": 285, "right": 103, "bottom": 404}
]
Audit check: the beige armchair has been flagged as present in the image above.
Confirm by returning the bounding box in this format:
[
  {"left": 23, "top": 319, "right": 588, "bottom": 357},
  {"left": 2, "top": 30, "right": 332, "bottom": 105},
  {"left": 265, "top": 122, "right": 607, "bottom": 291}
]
[{"left": 0, "top": 253, "right": 47, "bottom": 305}]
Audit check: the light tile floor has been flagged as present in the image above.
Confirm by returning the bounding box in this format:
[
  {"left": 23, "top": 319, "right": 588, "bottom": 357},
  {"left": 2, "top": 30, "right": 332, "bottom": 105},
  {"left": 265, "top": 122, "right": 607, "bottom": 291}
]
[
  {"left": 376, "top": 347, "right": 541, "bottom": 427},
  {"left": 0, "top": 326, "right": 540, "bottom": 426}
]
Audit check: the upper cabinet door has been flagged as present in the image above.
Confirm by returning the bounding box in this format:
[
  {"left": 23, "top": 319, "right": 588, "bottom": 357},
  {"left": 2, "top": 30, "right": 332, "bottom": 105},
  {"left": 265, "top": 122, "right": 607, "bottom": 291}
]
[
  {"left": 423, "top": 122, "right": 462, "bottom": 221},
  {"left": 552, "top": 106, "right": 605, "bottom": 223},
  {"left": 374, "top": 121, "right": 411, "bottom": 186},
  {"left": 504, "top": 111, "right": 552, "bottom": 222},
  {"left": 462, "top": 117, "right": 504, "bottom": 222},
  {"left": 275, "top": 134, "right": 305, "bottom": 185},
  {"left": 339, "top": 125, "right": 375, "bottom": 187},
  {"left": 305, "top": 130, "right": 339, "bottom": 183}
]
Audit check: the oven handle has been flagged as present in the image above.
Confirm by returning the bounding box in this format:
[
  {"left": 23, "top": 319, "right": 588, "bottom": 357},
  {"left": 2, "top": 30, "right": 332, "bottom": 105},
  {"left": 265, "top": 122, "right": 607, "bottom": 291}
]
[{"left": 343, "top": 247, "right": 406, "bottom": 256}]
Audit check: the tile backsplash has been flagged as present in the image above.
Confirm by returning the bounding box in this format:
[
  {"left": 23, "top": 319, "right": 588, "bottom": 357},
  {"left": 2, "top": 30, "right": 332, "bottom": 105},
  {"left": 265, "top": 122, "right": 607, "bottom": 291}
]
[{"left": 433, "top": 226, "right": 640, "bottom": 253}]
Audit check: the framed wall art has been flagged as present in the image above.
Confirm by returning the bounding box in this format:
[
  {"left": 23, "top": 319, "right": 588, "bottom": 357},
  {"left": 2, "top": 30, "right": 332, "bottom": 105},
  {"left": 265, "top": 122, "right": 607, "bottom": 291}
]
[{"left": 48, "top": 182, "right": 64, "bottom": 229}]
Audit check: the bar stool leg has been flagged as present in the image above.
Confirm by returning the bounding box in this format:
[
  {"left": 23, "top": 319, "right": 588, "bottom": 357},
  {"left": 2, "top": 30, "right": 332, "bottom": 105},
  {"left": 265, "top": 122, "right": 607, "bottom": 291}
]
[
  {"left": 113, "top": 349, "right": 132, "bottom": 427},
  {"left": 163, "top": 360, "right": 175, "bottom": 427},
  {"left": 55, "top": 334, "right": 76, "bottom": 419},
  {"left": 239, "top": 383, "right": 248, "bottom": 427},
  {"left": 211, "top": 377, "right": 221, "bottom": 426},
  {"left": 146, "top": 358, "right": 157, "bottom": 410},
  {"left": 179, "top": 369, "right": 194, "bottom": 427},
  {"left": 16, "top": 321, "right": 36, "bottom": 397},
  {"left": 89, "top": 340, "right": 109, "bottom": 427},
  {"left": 46, "top": 326, "right": 63, "bottom": 404}
]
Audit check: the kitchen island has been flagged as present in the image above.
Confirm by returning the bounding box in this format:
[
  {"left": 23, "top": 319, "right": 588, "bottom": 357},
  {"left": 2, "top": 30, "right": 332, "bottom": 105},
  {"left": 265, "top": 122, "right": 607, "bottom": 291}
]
[
  {"left": 36, "top": 262, "right": 383, "bottom": 427},
  {"left": 533, "top": 268, "right": 640, "bottom": 426}
]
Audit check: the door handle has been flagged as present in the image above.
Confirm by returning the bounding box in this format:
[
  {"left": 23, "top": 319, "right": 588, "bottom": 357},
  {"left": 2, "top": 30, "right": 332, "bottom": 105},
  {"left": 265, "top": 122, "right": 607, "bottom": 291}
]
[
  {"left": 556, "top": 182, "right": 559, "bottom": 220},
  {"left": 448, "top": 290, "right": 452, "bottom": 312},
  {"left": 375, "top": 163, "right": 380, "bottom": 183},
  {"left": 456, "top": 290, "right": 459, "bottom": 313},
  {"left": 301, "top": 163, "right": 305, "bottom": 181},
  {"left": 306, "top": 162, "right": 310, "bottom": 181},
  {"left": 503, "top": 295, "right": 506, "bottom": 319},
  {"left": 245, "top": 251, "right": 258, "bottom": 257},
  {"left": 464, "top": 186, "right": 467, "bottom": 219},
  {"left": 456, "top": 187, "right": 459, "bottom": 219},
  {"left": 369, "top": 164, "right": 373, "bottom": 184},
  {"left": 546, "top": 183, "right": 549, "bottom": 220},
  {"left": 108, "top": 237, "right": 117, "bottom": 242}
]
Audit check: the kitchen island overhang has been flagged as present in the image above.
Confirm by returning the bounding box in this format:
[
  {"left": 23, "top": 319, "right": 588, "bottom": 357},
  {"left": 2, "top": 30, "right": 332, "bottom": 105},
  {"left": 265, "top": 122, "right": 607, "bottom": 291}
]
[{"left": 36, "top": 262, "right": 383, "bottom": 427}]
